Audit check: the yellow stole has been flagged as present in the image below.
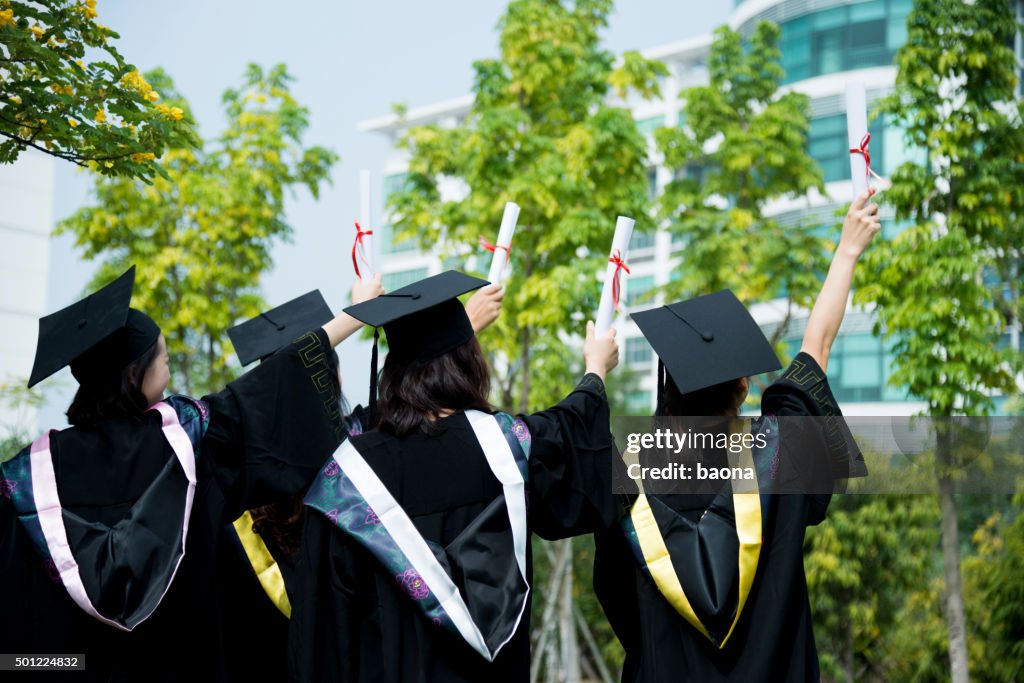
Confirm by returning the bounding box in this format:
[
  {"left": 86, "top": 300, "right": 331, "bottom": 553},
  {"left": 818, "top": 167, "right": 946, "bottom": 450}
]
[
  {"left": 231, "top": 511, "right": 292, "bottom": 618},
  {"left": 628, "top": 420, "right": 762, "bottom": 648}
]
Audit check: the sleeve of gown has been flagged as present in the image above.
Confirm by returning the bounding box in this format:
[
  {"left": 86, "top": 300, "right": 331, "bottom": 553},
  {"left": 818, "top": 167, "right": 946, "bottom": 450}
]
[
  {"left": 201, "top": 327, "right": 345, "bottom": 518},
  {"left": 761, "top": 351, "right": 864, "bottom": 525},
  {"left": 523, "top": 373, "right": 624, "bottom": 540}
]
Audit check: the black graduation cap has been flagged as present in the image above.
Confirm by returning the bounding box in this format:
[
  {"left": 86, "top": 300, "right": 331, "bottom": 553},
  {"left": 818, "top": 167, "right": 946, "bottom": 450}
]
[
  {"left": 228, "top": 290, "right": 334, "bottom": 366},
  {"left": 632, "top": 289, "right": 781, "bottom": 398},
  {"left": 343, "top": 270, "right": 488, "bottom": 418},
  {"left": 28, "top": 266, "right": 161, "bottom": 388}
]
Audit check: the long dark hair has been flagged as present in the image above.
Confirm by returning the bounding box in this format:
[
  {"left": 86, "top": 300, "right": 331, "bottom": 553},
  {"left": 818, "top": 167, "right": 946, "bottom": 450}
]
[
  {"left": 375, "top": 337, "right": 492, "bottom": 437},
  {"left": 66, "top": 341, "right": 160, "bottom": 427},
  {"left": 659, "top": 371, "right": 746, "bottom": 418}
]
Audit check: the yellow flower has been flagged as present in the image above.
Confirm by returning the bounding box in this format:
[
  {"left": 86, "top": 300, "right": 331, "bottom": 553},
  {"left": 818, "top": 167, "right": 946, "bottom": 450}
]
[
  {"left": 103, "top": 161, "right": 114, "bottom": 168},
  {"left": 131, "top": 151, "right": 157, "bottom": 162},
  {"left": 30, "top": 24, "right": 44, "bottom": 39},
  {"left": 170, "top": 106, "right": 184, "bottom": 121},
  {"left": 94, "top": 109, "right": 106, "bottom": 124},
  {"left": 9, "top": 95, "right": 21, "bottom": 104},
  {"left": 67, "top": 117, "right": 79, "bottom": 127},
  {"left": 147, "top": 90, "right": 160, "bottom": 103},
  {"left": 82, "top": 0, "right": 97, "bottom": 19},
  {"left": 0, "top": 9, "right": 14, "bottom": 30}
]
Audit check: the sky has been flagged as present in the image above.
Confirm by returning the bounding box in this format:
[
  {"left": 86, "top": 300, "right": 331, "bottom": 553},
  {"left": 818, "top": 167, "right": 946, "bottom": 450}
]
[{"left": 38, "top": 0, "right": 732, "bottom": 425}]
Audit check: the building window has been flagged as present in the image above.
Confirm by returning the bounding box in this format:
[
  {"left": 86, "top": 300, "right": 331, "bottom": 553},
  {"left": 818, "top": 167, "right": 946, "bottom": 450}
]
[
  {"left": 625, "top": 336, "right": 654, "bottom": 365},
  {"left": 778, "top": 0, "right": 909, "bottom": 83},
  {"left": 382, "top": 268, "right": 428, "bottom": 292},
  {"left": 635, "top": 115, "right": 665, "bottom": 138},
  {"left": 377, "top": 223, "right": 418, "bottom": 255},
  {"left": 630, "top": 230, "right": 656, "bottom": 252},
  {"left": 808, "top": 113, "right": 885, "bottom": 183},
  {"left": 382, "top": 172, "right": 410, "bottom": 200},
  {"left": 626, "top": 275, "right": 656, "bottom": 308},
  {"left": 625, "top": 390, "right": 653, "bottom": 414}
]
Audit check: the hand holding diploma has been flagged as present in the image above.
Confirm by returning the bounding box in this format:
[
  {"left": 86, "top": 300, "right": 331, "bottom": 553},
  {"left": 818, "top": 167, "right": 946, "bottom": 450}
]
[
  {"left": 595, "top": 215, "right": 635, "bottom": 336},
  {"left": 483, "top": 202, "right": 520, "bottom": 283},
  {"left": 466, "top": 284, "right": 504, "bottom": 333},
  {"left": 845, "top": 83, "right": 889, "bottom": 199}
]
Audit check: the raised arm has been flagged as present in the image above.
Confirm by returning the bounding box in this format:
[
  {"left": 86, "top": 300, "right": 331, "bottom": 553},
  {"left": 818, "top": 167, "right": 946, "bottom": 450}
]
[
  {"left": 799, "top": 189, "right": 880, "bottom": 371},
  {"left": 322, "top": 273, "right": 385, "bottom": 347}
]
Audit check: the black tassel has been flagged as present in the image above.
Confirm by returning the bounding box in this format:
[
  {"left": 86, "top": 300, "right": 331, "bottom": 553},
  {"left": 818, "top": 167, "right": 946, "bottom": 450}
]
[
  {"left": 368, "top": 327, "right": 380, "bottom": 426},
  {"left": 656, "top": 358, "right": 666, "bottom": 416}
]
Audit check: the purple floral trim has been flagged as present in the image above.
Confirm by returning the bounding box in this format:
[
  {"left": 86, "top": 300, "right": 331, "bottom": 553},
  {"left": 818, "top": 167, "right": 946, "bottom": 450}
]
[
  {"left": 324, "top": 460, "right": 340, "bottom": 477},
  {"left": 397, "top": 568, "right": 430, "bottom": 600},
  {"left": 325, "top": 509, "right": 340, "bottom": 524},
  {"left": 0, "top": 477, "right": 16, "bottom": 499},
  {"left": 364, "top": 508, "right": 380, "bottom": 525}
]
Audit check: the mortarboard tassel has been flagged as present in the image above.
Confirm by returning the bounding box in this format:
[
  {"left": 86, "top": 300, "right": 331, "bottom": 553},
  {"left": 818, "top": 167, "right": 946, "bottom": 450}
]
[
  {"left": 656, "top": 358, "right": 666, "bottom": 416},
  {"left": 368, "top": 327, "right": 379, "bottom": 428}
]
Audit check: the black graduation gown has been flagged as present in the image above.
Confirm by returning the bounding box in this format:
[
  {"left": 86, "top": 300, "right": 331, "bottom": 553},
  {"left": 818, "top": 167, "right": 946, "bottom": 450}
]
[
  {"left": 289, "top": 373, "right": 619, "bottom": 683},
  {"left": 0, "top": 328, "right": 343, "bottom": 682},
  {"left": 594, "top": 352, "right": 849, "bottom": 683},
  {"left": 218, "top": 404, "right": 369, "bottom": 683}
]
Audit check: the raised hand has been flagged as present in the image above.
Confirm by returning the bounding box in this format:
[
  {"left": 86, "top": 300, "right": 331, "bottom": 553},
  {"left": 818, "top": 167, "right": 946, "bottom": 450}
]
[
  {"left": 584, "top": 320, "right": 619, "bottom": 380},
  {"left": 839, "top": 188, "right": 882, "bottom": 259},
  {"left": 466, "top": 283, "right": 504, "bottom": 333},
  {"left": 352, "top": 272, "right": 385, "bottom": 305}
]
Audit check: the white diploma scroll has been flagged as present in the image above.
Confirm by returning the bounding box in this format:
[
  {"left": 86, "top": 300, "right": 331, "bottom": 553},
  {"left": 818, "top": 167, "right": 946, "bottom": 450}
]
[
  {"left": 486, "top": 202, "right": 520, "bottom": 284},
  {"left": 845, "top": 82, "right": 869, "bottom": 200},
  {"left": 356, "top": 169, "right": 376, "bottom": 280},
  {"left": 595, "top": 216, "right": 635, "bottom": 336}
]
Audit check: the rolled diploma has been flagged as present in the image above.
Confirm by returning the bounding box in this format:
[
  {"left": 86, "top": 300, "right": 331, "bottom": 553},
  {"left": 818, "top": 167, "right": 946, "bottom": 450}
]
[
  {"left": 487, "top": 202, "right": 520, "bottom": 283},
  {"left": 357, "top": 169, "right": 376, "bottom": 280},
  {"left": 845, "top": 83, "right": 869, "bottom": 200},
  {"left": 595, "top": 216, "right": 635, "bottom": 336}
]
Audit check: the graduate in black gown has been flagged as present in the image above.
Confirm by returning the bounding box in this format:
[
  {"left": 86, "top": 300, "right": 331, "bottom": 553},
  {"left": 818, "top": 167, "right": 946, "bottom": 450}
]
[
  {"left": 289, "top": 271, "right": 621, "bottom": 683},
  {"left": 219, "top": 277, "right": 503, "bottom": 682},
  {"left": 593, "top": 190, "right": 881, "bottom": 682},
  {"left": 0, "top": 266, "right": 378, "bottom": 682},
  {"left": 217, "top": 283, "right": 383, "bottom": 682}
]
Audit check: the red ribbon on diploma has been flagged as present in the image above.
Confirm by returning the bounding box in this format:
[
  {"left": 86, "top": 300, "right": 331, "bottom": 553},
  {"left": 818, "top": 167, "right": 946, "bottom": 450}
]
[
  {"left": 480, "top": 236, "right": 511, "bottom": 263},
  {"left": 609, "top": 249, "right": 631, "bottom": 310},
  {"left": 352, "top": 220, "right": 373, "bottom": 279},
  {"left": 849, "top": 133, "right": 889, "bottom": 189}
]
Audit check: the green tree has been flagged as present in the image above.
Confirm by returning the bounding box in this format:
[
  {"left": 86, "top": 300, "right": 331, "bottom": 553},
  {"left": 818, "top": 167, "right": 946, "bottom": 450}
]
[
  {"left": 858, "top": 2, "right": 1024, "bottom": 680},
  {"left": 0, "top": 0, "right": 196, "bottom": 180},
  {"left": 655, "top": 21, "right": 829, "bottom": 361},
  {"left": 59, "top": 64, "right": 337, "bottom": 395},
  {"left": 389, "top": 0, "right": 663, "bottom": 415},
  {"left": 805, "top": 491, "right": 939, "bottom": 683}
]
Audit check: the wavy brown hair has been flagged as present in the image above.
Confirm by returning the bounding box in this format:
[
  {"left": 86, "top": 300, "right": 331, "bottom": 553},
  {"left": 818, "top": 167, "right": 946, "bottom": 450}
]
[
  {"left": 659, "top": 371, "right": 746, "bottom": 418},
  {"left": 375, "top": 337, "right": 492, "bottom": 437}
]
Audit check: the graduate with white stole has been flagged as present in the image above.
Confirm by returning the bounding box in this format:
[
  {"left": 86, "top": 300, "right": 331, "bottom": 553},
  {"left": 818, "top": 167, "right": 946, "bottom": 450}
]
[
  {"left": 0, "top": 266, "right": 380, "bottom": 681},
  {"left": 290, "top": 269, "right": 620, "bottom": 683},
  {"left": 593, "top": 193, "right": 879, "bottom": 682}
]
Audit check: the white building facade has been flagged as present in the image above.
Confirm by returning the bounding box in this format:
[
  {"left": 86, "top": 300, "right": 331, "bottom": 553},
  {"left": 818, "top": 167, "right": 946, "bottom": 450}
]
[{"left": 0, "top": 149, "right": 55, "bottom": 436}]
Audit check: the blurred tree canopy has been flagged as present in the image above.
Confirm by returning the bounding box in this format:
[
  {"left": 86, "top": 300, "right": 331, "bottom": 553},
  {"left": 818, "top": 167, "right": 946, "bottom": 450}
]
[
  {"left": 58, "top": 64, "right": 337, "bottom": 395},
  {"left": 388, "top": 0, "right": 664, "bottom": 414},
  {"left": 655, "top": 21, "right": 830, "bottom": 359},
  {"left": 0, "top": 0, "right": 196, "bottom": 181}
]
